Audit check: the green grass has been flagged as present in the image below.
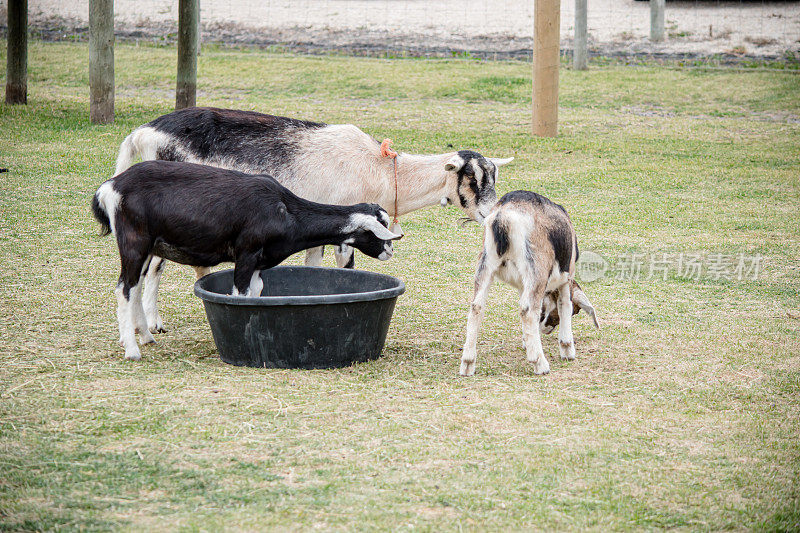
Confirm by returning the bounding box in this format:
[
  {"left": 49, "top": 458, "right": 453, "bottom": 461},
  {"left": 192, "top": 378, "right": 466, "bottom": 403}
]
[{"left": 1, "top": 40, "right": 799, "bottom": 531}]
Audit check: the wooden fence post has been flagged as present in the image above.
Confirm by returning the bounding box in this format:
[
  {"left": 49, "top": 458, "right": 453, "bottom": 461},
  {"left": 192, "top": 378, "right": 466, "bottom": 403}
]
[
  {"left": 533, "top": 0, "right": 560, "bottom": 137},
  {"left": 573, "top": 0, "right": 588, "bottom": 70},
  {"left": 89, "top": 0, "right": 115, "bottom": 124},
  {"left": 650, "top": 0, "right": 665, "bottom": 42},
  {"left": 196, "top": 0, "right": 201, "bottom": 56},
  {"left": 176, "top": 0, "right": 199, "bottom": 109},
  {"left": 5, "top": 0, "right": 28, "bottom": 105}
]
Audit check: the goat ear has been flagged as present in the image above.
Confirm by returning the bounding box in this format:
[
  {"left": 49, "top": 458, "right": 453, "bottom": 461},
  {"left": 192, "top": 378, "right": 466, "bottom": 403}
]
[
  {"left": 490, "top": 157, "right": 514, "bottom": 167},
  {"left": 572, "top": 284, "right": 599, "bottom": 329},
  {"left": 364, "top": 217, "right": 403, "bottom": 240},
  {"left": 444, "top": 155, "right": 465, "bottom": 172}
]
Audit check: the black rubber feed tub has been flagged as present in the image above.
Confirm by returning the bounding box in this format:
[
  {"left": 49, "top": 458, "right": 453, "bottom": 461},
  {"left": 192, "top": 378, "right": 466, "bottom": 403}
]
[{"left": 194, "top": 266, "right": 405, "bottom": 368}]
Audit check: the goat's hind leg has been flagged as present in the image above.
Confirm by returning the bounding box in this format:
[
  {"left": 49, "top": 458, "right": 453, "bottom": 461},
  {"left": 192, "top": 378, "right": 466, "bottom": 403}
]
[
  {"left": 131, "top": 274, "right": 156, "bottom": 346},
  {"left": 116, "top": 282, "right": 140, "bottom": 360},
  {"left": 115, "top": 230, "right": 155, "bottom": 359},
  {"left": 521, "top": 279, "right": 549, "bottom": 375},
  {"left": 556, "top": 282, "right": 576, "bottom": 361},
  {"left": 116, "top": 262, "right": 154, "bottom": 361},
  {"left": 143, "top": 257, "right": 168, "bottom": 333}
]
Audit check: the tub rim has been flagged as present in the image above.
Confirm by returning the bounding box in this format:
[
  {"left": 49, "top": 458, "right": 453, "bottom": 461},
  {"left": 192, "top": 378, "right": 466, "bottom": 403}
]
[{"left": 193, "top": 266, "right": 406, "bottom": 307}]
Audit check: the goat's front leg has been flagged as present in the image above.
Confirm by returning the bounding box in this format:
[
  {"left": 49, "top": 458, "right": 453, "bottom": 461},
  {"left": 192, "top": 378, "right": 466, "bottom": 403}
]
[
  {"left": 247, "top": 270, "right": 263, "bottom": 297},
  {"left": 143, "top": 257, "right": 167, "bottom": 333},
  {"left": 334, "top": 244, "right": 355, "bottom": 269},
  {"left": 521, "top": 281, "right": 549, "bottom": 375},
  {"left": 232, "top": 254, "right": 260, "bottom": 297},
  {"left": 304, "top": 246, "right": 325, "bottom": 267},
  {"left": 461, "top": 253, "right": 494, "bottom": 376},
  {"left": 556, "top": 283, "right": 576, "bottom": 360}
]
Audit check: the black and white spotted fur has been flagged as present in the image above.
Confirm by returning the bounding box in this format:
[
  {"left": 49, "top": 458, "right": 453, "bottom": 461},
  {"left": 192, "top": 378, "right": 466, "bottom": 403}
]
[
  {"left": 460, "top": 190, "right": 599, "bottom": 377},
  {"left": 92, "top": 160, "right": 401, "bottom": 361}
]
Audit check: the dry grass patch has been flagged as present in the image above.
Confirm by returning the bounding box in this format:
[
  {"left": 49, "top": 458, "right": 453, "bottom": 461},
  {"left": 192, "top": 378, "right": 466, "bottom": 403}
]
[{"left": 1, "top": 40, "right": 799, "bottom": 531}]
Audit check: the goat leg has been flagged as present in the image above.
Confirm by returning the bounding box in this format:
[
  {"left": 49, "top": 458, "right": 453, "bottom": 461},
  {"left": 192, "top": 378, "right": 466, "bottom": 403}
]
[
  {"left": 521, "top": 281, "right": 549, "bottom": 375},
  {"left": 556, "top": 283, "right": 576, "bottom": 360},
  {"left": 143, "top": 256, "right": 168, "bottom": 333},
  {"left": 461, "top": 252, "right": 494, "bottom": 376}
]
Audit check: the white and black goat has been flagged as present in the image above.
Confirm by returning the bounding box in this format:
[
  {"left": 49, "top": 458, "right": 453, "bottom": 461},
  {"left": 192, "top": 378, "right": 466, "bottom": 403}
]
[
  {"left": 92, "top": 160, "right": 402, "bottom": 361},
  {"left": 115, "top": 108, "right": 512, "bottom": 265},
  {"left": 460, "top": 191, "right": 599, "bottom": 377}
]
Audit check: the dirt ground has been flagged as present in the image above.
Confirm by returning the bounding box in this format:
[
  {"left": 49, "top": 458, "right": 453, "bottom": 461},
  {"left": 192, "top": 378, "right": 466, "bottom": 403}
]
[{"left": 14, "top": 0, "right": 800, "bottom": 60}]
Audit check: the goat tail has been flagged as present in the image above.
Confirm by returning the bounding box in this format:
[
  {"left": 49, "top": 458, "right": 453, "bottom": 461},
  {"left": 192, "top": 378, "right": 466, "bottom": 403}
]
[
  {"left": 489, "top": 212, "right": 511, "bottom": 258},
  {"left": 114, "top": 131, "right": 139, "bottom": 176},
  {"left": 91, "top": 192, "right": 112, "bottom": 237}
]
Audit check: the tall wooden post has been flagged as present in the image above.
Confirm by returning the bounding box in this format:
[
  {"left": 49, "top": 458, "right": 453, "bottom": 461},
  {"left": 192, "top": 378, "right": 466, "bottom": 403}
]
[
  {"left": 650, "top": 0, "right": 665, "bottom": 42},
  {"left": 533, "top": 0, "right": 560, "bottom": 137},
  {"left": 196, "top": 0, "right": 201, "bottom": 56},
  {"left": 176, "top": 0, "right": 199, "bottom": 109},
  {"left": 5, "top": 0, "right": 28, "bottom": 105},
  {"left": 573, "top": 0, "right": 588, "bottom": 70},
  {"left": 89, "top": 0, "right": 115, "bottom": 124}
]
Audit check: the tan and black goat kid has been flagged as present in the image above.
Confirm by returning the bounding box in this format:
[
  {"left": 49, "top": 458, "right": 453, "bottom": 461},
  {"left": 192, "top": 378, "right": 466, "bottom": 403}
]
[{"left": 460, "top": 191, "right": 599, "bottom": 376}]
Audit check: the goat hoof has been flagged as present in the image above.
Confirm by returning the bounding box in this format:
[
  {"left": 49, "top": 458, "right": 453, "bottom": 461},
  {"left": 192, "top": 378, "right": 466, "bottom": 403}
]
[
  {"left": 149, "top": 324, "right": 168, "bottom": 334},
  {"left": 139, "top": 330, "right": 156, "bottom": 345},
  {"left": 124, "top": 350, "right": 142, "bottom": 361},
  {"left": 559, "top": 341, "right": 575, "bottom": 361},
  {"left": 459, "top": 359, "right": 476, "bottom": 377},
  {"left": 532, "top": 358, "right": 550, "bottom": 375}
]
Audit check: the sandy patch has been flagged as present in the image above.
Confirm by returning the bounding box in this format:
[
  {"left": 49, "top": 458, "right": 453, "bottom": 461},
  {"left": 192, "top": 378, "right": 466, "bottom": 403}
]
[{"left": 14, "top": 0, "right": 800, "bottom": 59}]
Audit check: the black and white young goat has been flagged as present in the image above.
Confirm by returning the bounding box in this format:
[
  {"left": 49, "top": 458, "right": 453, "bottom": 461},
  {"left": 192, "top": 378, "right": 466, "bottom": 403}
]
[
  {"left": 114, "top": 107, "right": 512, "bottom": 334},
  {"left": 460, "top": 191, "right": 599, "bottom": 377},
  {"left": 92, "top": 161, "right": 402, "bottom": 361}
]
